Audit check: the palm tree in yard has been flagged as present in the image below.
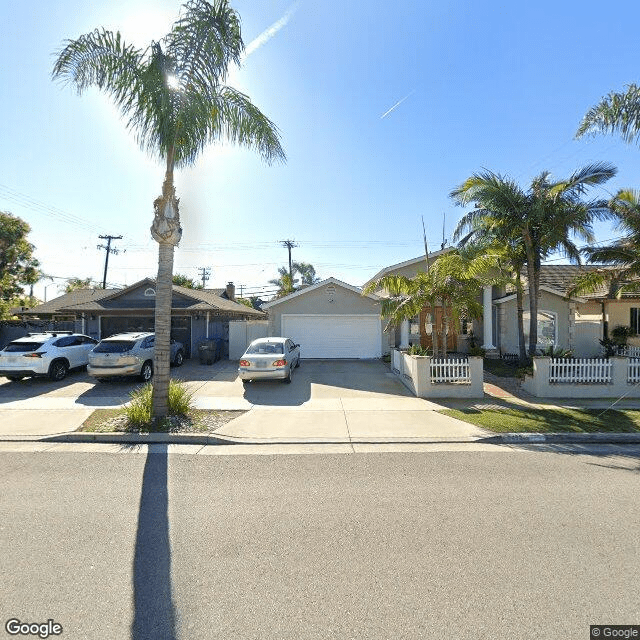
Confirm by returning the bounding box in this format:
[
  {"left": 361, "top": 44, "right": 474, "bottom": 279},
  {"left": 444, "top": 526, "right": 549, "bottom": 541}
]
[
  {"left": 451, "top": 163, "right": 615, "bottom": 356},
  {"left": 52, "top": 0, "right": 285, "bottom": 420},
  {"left": 363, "top": 249, "right": 500, "bottom": 357},
  {"left": 569, "top": 189, "right": 640, "bottom": 298}
]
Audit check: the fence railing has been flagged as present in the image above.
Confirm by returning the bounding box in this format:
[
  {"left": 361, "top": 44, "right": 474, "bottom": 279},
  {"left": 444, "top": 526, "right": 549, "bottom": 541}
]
[
  {"left": 549, "top": 358, "right": 611, "bottom": 384},
  {"left": 616, "top": 345, "right": 640, "bottom": 358},
  {"left": 430, "top": 357, "right": 470, "bottom": 383},
  {"left": 628, "top": 359, "right": 640, "bottom": 383}
]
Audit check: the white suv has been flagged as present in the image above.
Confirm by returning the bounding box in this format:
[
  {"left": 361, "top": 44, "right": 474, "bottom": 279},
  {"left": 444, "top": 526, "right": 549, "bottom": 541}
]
[{"left": 0, "top": 332, "right": 98, "bottom": 382}]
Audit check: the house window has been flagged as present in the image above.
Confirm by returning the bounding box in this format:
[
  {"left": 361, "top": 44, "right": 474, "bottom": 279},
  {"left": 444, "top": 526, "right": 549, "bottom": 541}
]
[
  {"left": 144, "top": 288, "right": 156, "bottom": 297},
  {"left": 630, "top": 308, "right": 640, "bottom": 334},
  {"left": 409, "top": 315, "right": 420, "bottom": 335},
  {"left": 523, "top": 310, "right": 557, "bottom": 348}
]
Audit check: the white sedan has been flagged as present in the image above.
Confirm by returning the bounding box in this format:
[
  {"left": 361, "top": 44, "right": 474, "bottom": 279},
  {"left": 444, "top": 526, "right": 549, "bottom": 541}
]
[{"left": 238, "top": 337, "right": 300, "bottom": 384}]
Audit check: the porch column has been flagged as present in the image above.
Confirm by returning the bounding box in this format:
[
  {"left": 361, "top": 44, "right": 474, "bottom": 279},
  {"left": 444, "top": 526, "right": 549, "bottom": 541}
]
[
  {"left": 400, "top": 319, "right": 410, "bottom": 349},
  {"left": 482, "top": 286, "right": 496, "bottom": 350}
]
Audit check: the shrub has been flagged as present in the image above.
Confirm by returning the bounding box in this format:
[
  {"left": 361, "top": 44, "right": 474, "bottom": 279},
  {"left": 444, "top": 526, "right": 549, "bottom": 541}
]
[
  {"left": 124, "top": 379, "right": 194, "bottom": 429},
  {"left": 408, "top": 344, "right": 432, "bottom": 356}
]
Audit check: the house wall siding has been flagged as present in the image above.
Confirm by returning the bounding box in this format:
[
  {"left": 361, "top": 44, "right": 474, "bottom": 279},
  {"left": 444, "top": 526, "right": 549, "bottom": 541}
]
[{"left": 268, "top": 285, "right": 386, "bottom": 355}]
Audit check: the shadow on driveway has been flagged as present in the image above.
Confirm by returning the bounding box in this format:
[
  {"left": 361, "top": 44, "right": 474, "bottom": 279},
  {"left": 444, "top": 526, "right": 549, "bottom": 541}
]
[
  {"left": 241, "top": 359, "right": 412, "bottom": 407},
  {"left": 131, "top": 445, "right": 177, "bottom": 640}
]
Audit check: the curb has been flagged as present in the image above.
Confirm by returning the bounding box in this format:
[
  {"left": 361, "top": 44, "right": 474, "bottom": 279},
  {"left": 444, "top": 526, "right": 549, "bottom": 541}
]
[{"left": 1, "top": 432, "right": 640, "bottom": 447}]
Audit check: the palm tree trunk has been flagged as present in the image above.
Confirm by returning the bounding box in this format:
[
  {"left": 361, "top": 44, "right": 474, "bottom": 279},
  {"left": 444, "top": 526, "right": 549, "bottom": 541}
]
[
  {"left": 515, "top": 268, "right": 527, "bottom": 364},
  {"left": 523, "top": 229, "right": 538, "bottom": 356},
  {"left": 150, "top": 148, "right": 182, "bottom": 420},
  {"left": 152, "top": 242, "right": 174, "bottom": 418}
]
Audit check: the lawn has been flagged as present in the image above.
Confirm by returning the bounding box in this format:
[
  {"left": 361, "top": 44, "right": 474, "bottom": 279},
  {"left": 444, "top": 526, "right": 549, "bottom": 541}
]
[{"left": 441, "top": 406, "right": 640, "bottom": 433}]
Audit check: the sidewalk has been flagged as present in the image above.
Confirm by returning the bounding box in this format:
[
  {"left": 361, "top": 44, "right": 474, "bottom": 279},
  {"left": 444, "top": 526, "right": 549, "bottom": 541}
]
[{"left": 2, "top": 362, "right": 640, "bottom": 446}]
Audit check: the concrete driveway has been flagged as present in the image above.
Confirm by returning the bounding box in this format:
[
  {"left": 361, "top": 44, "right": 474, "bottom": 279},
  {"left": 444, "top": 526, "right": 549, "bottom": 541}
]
[{"left": 0, "top": 359, "right": 486, "bottom": 441}]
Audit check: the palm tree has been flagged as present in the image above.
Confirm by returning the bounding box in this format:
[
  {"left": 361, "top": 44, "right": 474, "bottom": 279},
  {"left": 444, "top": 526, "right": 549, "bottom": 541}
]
[
  {"left": 268, "top": 266, "right": 298, "bottom": 297},
  {"left": 570, "top": 189, "right": 640, "bottom": 298},
  {"left": 52, "top": 0, "right": 285, "bottom": 419},
  {"left": 363, "top": 249, "right": 501, "bottom": 357},
  {"left": 292, "top": 261, "right": 320, "bottom": 286},
  {"left": 451, "top": 163, "right": 615, "bottom": 356},
  {"left": 577, "top": 84, "right": 640, "bottom": 145}
]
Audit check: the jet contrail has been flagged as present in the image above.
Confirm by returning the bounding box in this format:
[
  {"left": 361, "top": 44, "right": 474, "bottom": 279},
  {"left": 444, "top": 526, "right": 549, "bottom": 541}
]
[
  {"left": 244, "top": 3, "right": 299, "bottom": 58},
  {"left": 380, "top": 90, "right": 415, "bottom": 119}
]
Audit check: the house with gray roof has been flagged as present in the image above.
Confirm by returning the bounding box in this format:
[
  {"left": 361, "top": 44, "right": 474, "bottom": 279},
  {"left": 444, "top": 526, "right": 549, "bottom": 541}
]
[
  {"left": 366, "top": 253, "right": 640, "bottom": 357},
  {"left": 20, "top": 278, "right": 263, "bottom": 358}
]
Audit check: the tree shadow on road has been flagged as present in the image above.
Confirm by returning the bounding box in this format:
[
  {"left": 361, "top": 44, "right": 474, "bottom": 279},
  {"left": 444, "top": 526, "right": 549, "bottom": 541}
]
[{"left": 131, "top": 445, "right": 177, "bottom": 640}]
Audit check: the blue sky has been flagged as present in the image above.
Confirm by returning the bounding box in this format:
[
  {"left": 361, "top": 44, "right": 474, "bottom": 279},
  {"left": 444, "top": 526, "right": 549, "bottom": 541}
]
[{"left": 2, "top": 0, "right": 640, "bottom": 300}]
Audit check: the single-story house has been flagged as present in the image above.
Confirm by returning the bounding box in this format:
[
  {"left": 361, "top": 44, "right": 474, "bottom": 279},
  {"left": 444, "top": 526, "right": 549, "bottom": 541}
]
[
  {"left": 19, "top": 278, "right": 264, "bottom": 358},
  {"left": 261, "top": 277, "right": 385, "bottom": 358},
  {"left": 364, "top": 253, "right": 640, "bottom": 358}
]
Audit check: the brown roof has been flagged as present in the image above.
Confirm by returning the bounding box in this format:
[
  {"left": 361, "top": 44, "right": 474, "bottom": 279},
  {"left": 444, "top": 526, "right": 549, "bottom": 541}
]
[
  {"left": 23, "top": 280, "right": 264, "bottom": 318},
  {"left": 22, "top": 288, "right": 118, "bottom": 315},
  {"left": 505, "top": 265, "right": 637, "bottom": 300}
]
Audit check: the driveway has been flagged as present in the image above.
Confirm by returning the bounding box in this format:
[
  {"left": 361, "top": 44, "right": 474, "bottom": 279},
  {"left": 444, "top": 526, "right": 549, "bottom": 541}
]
[{"left": 0, "top": 359, "right": 487, "bottom": 441}]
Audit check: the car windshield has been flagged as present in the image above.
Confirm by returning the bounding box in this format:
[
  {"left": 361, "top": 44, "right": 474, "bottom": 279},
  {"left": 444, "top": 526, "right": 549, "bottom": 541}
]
[
  {"left": 3, "top": 342, "right": 45, "bottom": 352},
  {"left": 246, "top": 343, "right": 284, "bottom": 355},
  {"left": 93, "top": 340, "right": 136, "bottom": 353}
]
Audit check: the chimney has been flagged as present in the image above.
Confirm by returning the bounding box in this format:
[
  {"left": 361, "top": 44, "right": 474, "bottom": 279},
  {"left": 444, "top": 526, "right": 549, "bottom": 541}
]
[{"left": 226, "top": 282, "right": 236, "bottom": 301}]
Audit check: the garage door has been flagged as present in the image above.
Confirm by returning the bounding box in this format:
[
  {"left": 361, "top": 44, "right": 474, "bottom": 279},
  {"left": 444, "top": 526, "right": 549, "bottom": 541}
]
[{"left": 282, "top": 314, "right": 381, "bottom": 359}]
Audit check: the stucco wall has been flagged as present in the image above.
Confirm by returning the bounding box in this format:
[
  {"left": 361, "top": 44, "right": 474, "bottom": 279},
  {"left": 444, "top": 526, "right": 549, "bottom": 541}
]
[
  {"left": 267, "top": 284, "right": 386, "bottom": 354},
  {"left": 498, "top": 295, "right": 605, "bottom": 357},
  {"left": 606, "top": 300, "right": 637, "bottom": 331}
]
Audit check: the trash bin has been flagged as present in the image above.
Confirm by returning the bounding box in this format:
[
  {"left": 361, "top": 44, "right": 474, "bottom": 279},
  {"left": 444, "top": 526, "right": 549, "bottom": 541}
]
[{"left": 198, "top": 339, "right": 220, "bottom": 365}]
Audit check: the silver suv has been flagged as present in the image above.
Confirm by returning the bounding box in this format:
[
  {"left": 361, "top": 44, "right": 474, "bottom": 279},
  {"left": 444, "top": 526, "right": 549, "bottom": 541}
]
[
  {"left": 87, "top": 332, "right": 184, "bottom": 382},
  {"left": 0, "top": 332, "right": 98, "bottom": 382}
]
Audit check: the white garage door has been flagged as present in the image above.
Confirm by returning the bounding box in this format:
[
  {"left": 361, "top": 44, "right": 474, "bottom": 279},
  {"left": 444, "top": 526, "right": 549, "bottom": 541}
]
[{"left": 282, "top": 314, "right": 381, "bottom": 359}]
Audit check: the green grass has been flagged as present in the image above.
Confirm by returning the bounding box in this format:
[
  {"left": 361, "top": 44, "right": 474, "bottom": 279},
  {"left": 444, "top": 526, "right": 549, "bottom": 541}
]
[{"left": 441, "top": 406, "right": 640, "bottom": 433}]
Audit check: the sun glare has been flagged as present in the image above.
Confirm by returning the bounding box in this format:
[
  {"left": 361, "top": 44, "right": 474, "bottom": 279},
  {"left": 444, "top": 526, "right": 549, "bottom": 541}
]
[{"left": 166, "top": 74, "right": 181, "bottom": 91}]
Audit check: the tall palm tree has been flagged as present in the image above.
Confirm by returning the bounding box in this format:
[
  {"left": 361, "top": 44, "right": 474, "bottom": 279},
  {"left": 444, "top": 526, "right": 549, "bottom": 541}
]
[
  {"left": 52, "top": 0, "right": 285, "bottom": 419},
  {"left": 451, "top": 163, "right": 615, "bottom": 356},
  {"left": 292, "top": 261, "right": 320, "bottom": 286}
]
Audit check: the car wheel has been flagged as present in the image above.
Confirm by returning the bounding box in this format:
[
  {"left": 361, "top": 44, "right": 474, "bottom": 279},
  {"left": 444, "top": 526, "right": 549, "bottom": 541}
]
[
  {"left": 173, "top": 350, "right": 184, "bottom": 367},
  {"left": 283, "top": 367, "right": 292, "bottom": 384},
  {"left": 242, "top": 379, "right": 249, "bottom": 386},
  {"left": 6, "top": 375, "right": 23, "bottom": 382},
  {"left": 295, "top": 357, "right": 300, "bottom": 368},
  {"left": 49, "top": 360, "right": 69, "bottom": 382},
  {"left": 139, "top": 361, "right": 153, "bottom": 382}
]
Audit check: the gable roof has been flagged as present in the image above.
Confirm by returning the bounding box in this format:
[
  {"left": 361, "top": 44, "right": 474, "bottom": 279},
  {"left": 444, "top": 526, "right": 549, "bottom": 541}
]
[
  {"left": 24, "top": 279, "right": 264, "bottom": 317},
  {"left": 262, "top": 277, "right": 379, "bottom": 309},
  {"left": 363, "top": 247, "right": 454, "bottom": 288},
  {"left": 21, "top": 288, "right": 118, "bottom": 315}
]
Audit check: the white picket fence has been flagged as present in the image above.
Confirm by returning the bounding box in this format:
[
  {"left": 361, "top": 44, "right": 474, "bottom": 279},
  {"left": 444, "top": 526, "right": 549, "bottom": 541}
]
[
  {"left": 616, "top": 345, "right": 640, "bottom": 358},
  {"left": 430, "top": 357, "right": 470, "bottom": 383},
  {"left": 628, "top": 359, "right": 640, "bottom": 383},
  {"left": 549, "top": 358, "right": 611, "bottom": 384}
]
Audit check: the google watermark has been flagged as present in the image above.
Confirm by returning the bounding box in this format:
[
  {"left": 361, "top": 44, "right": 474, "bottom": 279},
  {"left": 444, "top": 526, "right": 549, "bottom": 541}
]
[
  {"left": 5, "top": 619, "right": 62, "bottom": 638},
  {"left": 591, "top": 626, "right": 640, "bottom": 638}
]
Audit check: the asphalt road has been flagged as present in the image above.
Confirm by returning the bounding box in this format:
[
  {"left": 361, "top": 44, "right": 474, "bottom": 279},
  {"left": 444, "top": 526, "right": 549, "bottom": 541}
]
[{"left": 1, "top": 445, "right": 639, "bottom": 640}]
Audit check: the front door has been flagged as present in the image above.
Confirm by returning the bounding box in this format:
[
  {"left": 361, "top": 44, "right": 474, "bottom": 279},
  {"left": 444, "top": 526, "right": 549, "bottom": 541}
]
[{"left": 419, "top": 306, "right": 457, "bottom": 352}]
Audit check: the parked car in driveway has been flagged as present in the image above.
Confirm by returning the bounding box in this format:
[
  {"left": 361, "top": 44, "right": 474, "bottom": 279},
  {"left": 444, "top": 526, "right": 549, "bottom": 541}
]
[
  {"left": 238, "top": 337, "right": 300, "bottom": 384},
  {"left": 0, "top": 332, "right": 98, "bottom": 381},
  {"left": 87, "top": 332, "right": 184, "bottom": 382}
]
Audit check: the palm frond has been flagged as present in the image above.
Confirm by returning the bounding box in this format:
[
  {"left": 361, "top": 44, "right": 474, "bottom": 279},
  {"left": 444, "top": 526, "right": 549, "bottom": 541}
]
[{"left": 577, "top": 84, "right": 640, "bottom": 145}]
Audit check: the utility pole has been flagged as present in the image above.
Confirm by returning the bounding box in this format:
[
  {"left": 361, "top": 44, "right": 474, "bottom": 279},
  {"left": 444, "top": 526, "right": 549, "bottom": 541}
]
[
  {"left": 280, "top": 239, "right": 298, "bottom": 278},
  {"left": 198, "top": 267, "right": 211, "bottom": 288},
  {"left": 97, "top": 235, "right": 122, "bottom": 289}
]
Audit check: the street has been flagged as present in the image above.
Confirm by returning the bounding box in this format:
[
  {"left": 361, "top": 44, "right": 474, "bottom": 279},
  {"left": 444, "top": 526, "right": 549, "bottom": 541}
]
[{"left": 1, "top": 444, "right": 639, "bottom": 639}]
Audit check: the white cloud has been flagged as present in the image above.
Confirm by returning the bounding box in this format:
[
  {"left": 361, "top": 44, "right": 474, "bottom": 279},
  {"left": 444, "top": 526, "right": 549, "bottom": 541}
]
[{"left": 244, "top": 3, "right": 298, "bottom": 58}]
